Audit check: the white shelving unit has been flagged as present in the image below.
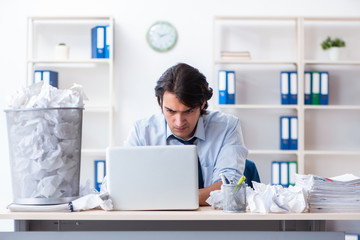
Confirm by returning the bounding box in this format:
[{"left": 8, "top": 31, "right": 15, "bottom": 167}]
[
  {"left": 26, "top": 16, "right": 115, "bottom": 185},
  {"left": 213, "top": 16, "right": 360, "bottom": 183}
]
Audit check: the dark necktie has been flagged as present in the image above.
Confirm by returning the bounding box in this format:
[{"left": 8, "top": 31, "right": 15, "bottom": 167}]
[{"left": 173, "top": 137, "right": 204, "bottom": 189}]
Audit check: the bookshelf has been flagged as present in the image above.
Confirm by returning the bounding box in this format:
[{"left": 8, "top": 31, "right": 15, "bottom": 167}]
[
  {"left": 26, "top": 16, "right": 115, "bottom": 186},
  {"left": 213, "top": 16, "right": 360, "bottom": 184}
]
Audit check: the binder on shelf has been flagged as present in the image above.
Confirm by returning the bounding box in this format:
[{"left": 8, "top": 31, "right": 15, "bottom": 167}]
[
  {"left": 91, "top": 26, "right": 106, "bottom": 58},
  {"left": 226, "top": 71, "right": 235, "bottom": 104},
  {"left": 271, "top": 161, "right": 280, "bottom": 185},
  {"left": 34, "top": 70, "right": 42, "bottom": 83},
  {"left": 271, "top": 160, "right": 297, "bottom": 187},
  {"left": 280, "top": 116, "right": 290, "bottom": 150},
  {"left": 42, "top": 70, "right": 58, "bottom": 88},
  {"left": 218, "top": 70, "right": 227, "bottom": 104},
  {"left": 304, "top": 71, "right": 312, "bottom": 105},
  {"left": 105, "top": 25, "right": 111, "bottom": 59},
  {"left": 34, "top": 70, "right": 58, "bottom": 88},
  {"left": 311, "top": 71, "right": 320, "bottom": 105},
  {"left": 289, "top": 116, "right": 298, "bottom": 150},
  {"left": 280, "top": 71, "right": 289, "bottom": 105},
  {"left": 94, "top": 160, "right": 106, "bottom": 192},
  {"left": 289, "top": 71, "right": 298, "bottom": 105},
  {"left": 320, "top": 71, "right": 329, "bottom": 105},
  {"left": 280, "top": 161, "right": 289, "bottom": 186},
  {"left": 288, "top": 161, "right": 298, "bottom": 186}
]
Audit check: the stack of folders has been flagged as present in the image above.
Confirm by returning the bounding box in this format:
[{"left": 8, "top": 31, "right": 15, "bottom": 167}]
[
  {"left": 271, "top": 161, "right": 297, "bottom": 187},
  {"left": 94, "top": 160, "right": 106, "bottom": 192},
  {"left": 280, "top": 71, "right": 298, "bottom": 105},
  {"left": 280, "top": 116, "right": 298, "bottom": 150},
  {"left": 91, "top": 25, "right": 111, "bottom": 58},
  {"left": 220, "top": 51, "right": 251, "bottom": 60},
  {"left": 218, "top": 70, "right": 236, "bottom": 104},
  {"left": 34, "top": 70, "right": 58, "bottom": 88},
  {"left": 308, "top": 174, "right": 360, "bottom": 213},
  {"left": 304, "top": 71, "right": 329, "bottom": 105}
]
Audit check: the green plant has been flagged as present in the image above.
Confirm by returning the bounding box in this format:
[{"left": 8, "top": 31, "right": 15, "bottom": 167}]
[{"left": 321, "top": 37, "right": 346, "bottom": 50}]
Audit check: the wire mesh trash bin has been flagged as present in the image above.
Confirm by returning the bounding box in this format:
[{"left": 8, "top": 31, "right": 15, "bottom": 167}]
[{"left": 4, "top": 107, "right": 83, "bottom": 205}]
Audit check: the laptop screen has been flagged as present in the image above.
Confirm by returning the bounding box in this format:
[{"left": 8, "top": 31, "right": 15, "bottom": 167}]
[{"left": 106, "top": 145, "right": 199, "bottom": 210}]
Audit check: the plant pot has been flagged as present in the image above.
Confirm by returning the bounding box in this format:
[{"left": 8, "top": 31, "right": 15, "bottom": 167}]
[{"left": 328, "top": 47, "right": 340, "bottom": 61}]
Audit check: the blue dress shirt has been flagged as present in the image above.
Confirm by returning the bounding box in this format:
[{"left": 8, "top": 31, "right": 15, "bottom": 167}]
[{"left": 124, "top": 111, "right": 248, "bottom": 187}]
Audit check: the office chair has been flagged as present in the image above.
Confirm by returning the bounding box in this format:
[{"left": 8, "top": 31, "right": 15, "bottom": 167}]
[{"left": 244, "top": 159, "right": 260, "bottom": 189}]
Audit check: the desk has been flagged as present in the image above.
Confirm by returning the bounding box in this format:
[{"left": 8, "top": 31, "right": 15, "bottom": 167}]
[{"left": 1, "top": 207, "right": 360, "bottom": 231}]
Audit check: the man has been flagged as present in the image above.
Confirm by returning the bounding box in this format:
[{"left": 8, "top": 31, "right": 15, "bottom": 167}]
[{"left": 124, "top": 63, "right": 248, "bottom": 205}]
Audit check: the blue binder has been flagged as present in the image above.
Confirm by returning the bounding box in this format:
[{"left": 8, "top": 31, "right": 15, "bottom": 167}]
[
  {"left": 226, "top": 71, "right": 235, "bottom": 104},
  {"left": 218, "top": 70, "right": 227, "bottom": 104},
  {"left": 42, "top": 70, "right": 58, "bottom": 88},
  {"left": 280, "top": 161, "right": 289, "bottom": 187},
  {"left": 289, "top": 116, "right": 298, "bottom": 150},
  {"left": 280, "top": 71, "right": 289, "bottom": 105},
  {"left": 304, "top": 71, "right": 312, "bottom": 105},
  {"left": 91, "top": 26, "right": 105, "bottom": 58},
  {"left": 105, "top": 25, "right": 110, "bottom": 59},
  {"left": 34, "top": 70, "right": 43, "bottom": 83},
  {"left": 94, "top": 160, "right": 106, "bottom": 192},
  {"left": 280, "top": 116, "right": 290, "bottom": 150},
  {"left": 271, "top": 161, "right": 280, "bottom": 185},
  {"left": 320, "top": 71, "right": 329, "bottom": 105},
  {"left": 34, "top": 70, "right": 58, "bottom": 88},
  {"left": 289, "top": 71, "right": 298, "bottom": 105}
]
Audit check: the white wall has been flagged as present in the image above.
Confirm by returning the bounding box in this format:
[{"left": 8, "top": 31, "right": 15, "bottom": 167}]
[{"left": 1, "top": 0, "right": 360, "bottom": 232}]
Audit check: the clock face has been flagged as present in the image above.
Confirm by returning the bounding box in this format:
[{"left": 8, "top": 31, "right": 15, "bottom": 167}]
[{"left": 147, "top": 21, "right": 177, "bottom": 52}]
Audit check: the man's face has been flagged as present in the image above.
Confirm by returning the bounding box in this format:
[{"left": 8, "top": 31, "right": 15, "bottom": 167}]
[{"left": 161, "top": 91, "right": 203, "bottom": 141}]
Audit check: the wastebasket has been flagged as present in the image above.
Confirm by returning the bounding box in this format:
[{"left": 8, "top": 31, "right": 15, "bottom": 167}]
[{"left": 4, "top": 107, "right": 83, "bottom": 204}]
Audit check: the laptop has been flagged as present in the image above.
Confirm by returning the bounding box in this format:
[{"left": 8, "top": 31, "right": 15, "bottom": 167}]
[{"left": 106, "top": 145, "right": 199, "bottom": 210}]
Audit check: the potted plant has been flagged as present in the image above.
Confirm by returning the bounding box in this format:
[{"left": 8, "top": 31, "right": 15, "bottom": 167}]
[{"left": 321, "top": 37, "right": 346, "bottom": 61}]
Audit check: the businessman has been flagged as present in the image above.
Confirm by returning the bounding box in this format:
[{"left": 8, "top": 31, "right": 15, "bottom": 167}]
[{"left": 124, "top": 63, "right": 248, "bottom": 205}]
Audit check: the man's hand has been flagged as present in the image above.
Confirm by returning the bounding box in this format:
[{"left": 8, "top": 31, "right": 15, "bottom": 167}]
[{"left": 198, "top": 181, "right": 222, "bottom": 206}]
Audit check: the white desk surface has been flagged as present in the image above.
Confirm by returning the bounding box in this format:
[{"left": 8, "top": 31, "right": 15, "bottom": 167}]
[{"left": 1, "top": 206, "right": 360, "bottom": 221}]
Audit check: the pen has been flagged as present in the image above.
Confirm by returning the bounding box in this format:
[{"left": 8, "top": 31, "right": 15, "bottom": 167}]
[
  {"left": 230, "top": 176, "right": 235, "bottom": 184},
  {"left": 219, "top": 173, "right": 230, "bottom": 184}
]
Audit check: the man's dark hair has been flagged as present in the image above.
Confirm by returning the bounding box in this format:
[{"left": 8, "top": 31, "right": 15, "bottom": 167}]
[{"left": 155, "top": 63, "right": 213, "bottom": 115}]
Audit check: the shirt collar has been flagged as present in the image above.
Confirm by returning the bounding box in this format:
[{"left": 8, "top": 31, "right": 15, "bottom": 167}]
[{"left": 165, "top": 115, "right": 206, "bottom": 141}]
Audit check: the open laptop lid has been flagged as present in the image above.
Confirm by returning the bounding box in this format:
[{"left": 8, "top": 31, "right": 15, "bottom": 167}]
[{"left": 106, "top": 145, "right": 199, "bottom": 210}]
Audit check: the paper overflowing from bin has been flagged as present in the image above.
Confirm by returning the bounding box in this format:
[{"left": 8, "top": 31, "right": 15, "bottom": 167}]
[
  {"left": 7, "top": 81, "right": 87, "bottom": 109},
  {"left": 5, "top": 82, "right": 87, "bottom": 203}
]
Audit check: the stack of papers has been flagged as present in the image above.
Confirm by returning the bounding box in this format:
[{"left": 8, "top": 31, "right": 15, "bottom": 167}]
[{"left": 307, "top": 174, "right": 360, "bottom": 213}]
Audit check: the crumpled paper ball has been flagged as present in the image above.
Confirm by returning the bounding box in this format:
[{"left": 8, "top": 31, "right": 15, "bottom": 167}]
[
  {"left": 206, "top": 181, "right": 307, "bottom": 214},
  {"left": 246, "top": 182, "right": 307, "bottom": 213}
]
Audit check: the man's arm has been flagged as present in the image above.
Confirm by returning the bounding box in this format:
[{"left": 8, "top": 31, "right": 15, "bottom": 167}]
[{"left": 199, "top": 181, "right": 222, "bottom": 206}]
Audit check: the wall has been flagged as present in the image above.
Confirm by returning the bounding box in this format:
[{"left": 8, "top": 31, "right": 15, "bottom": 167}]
[{"left": 0, "top": 0, "right": 360, "bottom": 232}]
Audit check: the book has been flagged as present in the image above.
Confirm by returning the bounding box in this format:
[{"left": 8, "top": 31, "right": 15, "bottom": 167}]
[{"left": 220, "top": 51, "right": 251, "bottom": 60}]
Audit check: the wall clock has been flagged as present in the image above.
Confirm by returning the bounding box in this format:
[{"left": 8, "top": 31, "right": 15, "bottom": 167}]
[{"left": 146, "top": 21, "right": 178, "bottom": 52}]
